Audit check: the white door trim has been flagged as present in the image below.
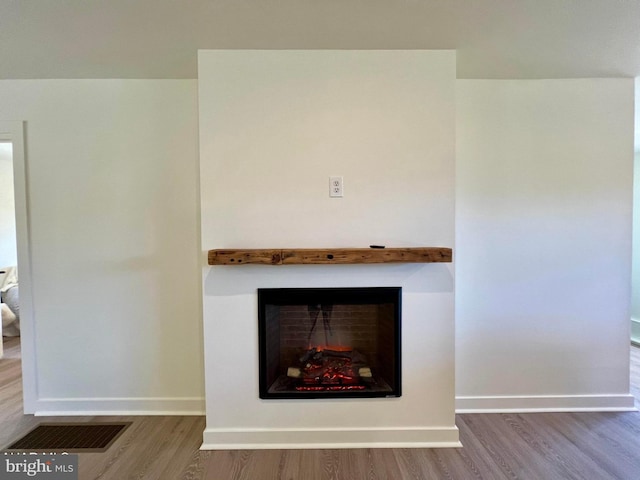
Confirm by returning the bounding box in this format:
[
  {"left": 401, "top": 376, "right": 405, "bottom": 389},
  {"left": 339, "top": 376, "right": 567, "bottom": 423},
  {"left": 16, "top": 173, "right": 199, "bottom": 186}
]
[{"left": 0, "top": 121, "right": 37, "bottom": 413}]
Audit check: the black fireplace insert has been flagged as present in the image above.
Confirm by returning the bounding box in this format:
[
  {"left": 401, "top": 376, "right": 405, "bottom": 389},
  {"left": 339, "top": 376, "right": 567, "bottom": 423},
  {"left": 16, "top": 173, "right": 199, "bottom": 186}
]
[{"left": 258, "top": 287, "right": 401, "bottom": 399}]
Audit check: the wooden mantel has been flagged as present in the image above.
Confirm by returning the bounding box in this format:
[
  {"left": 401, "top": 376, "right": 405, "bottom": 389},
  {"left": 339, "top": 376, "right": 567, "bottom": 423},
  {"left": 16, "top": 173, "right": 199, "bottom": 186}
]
[{"left": 208, "top": 247, "right": 452, "bottom": 265}]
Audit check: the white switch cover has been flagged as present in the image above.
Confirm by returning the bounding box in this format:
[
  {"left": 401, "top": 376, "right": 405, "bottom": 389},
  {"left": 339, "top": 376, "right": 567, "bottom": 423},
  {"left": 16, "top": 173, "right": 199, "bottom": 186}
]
[{"left": 329, "top": 176, "right": 343, "bottom": 197}]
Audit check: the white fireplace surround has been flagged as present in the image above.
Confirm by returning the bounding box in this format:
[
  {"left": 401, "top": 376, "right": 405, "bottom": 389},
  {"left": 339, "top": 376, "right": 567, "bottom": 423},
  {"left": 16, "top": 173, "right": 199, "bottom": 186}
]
[
  {"left": 198, "top": 50, "right": 458, "bottom": 448},
  {"left": 201, "top": 265, "right": 458, "bottom": 448}
]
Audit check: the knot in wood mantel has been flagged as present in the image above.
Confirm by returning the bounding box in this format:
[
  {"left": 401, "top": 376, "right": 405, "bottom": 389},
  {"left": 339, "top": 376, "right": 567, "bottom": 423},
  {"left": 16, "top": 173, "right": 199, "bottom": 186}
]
[{"left": 207, "top": 248, "right": 452, "bottom": 265}]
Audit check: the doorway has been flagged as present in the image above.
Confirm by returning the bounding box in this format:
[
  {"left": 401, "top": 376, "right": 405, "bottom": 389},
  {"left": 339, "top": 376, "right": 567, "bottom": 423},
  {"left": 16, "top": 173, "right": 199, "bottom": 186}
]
[
  {"left": 0, "top": 121, "right": 36, "bottom": 413},
  {"left": 0, "top": 141, "right": 19, "bottom": 352}
]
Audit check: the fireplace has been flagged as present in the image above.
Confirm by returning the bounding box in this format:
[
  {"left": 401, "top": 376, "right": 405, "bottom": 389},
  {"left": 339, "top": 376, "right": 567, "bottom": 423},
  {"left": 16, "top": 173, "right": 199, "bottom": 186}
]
[
  {"left": 258, "top": 287, "right": 401, "bottom": 399},
  {"left": 199, "top": 50, "right": 459, "bottom": 448}
]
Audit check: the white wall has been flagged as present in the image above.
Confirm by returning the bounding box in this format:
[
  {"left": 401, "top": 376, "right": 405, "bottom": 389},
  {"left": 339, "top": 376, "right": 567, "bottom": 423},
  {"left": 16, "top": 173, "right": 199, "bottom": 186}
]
[
  {"left": 199, "top": 50, "right": 459, "bottom": 448},
  {"left": 0, "top": 73, "right": 631, "bottom": 419},
  {"left": 0, "top": 142, "right": 17, "bottom": 267},
  {"left": 0, "top": 80, "right": 204, "bottom": 414},
  {"left": 456, "top": 79, "right": 635, "bottom": 411}
]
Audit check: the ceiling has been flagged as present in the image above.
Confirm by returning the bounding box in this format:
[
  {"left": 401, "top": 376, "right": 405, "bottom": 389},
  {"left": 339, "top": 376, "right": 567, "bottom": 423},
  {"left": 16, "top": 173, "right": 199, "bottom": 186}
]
[{"left": 0, "top": 0, "right": 639, "bottom": 79}]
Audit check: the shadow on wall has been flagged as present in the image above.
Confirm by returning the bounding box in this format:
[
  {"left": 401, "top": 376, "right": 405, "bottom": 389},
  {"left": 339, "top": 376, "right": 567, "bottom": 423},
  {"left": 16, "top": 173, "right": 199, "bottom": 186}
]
[{"left": 204, "top": 263, "right": 454, "bottom": 297}]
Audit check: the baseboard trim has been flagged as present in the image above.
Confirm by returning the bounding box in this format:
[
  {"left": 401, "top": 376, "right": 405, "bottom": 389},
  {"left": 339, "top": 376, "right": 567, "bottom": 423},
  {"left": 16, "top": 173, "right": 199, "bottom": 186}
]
[
  {"left": 201, "top": 426, "right": 461, "bottom": 450},
  {"left": 33, "top": 397, "right": 205, "bottom": 416},
  {"left": 456, "top": 394, "right": 636, "bottom": 413}
]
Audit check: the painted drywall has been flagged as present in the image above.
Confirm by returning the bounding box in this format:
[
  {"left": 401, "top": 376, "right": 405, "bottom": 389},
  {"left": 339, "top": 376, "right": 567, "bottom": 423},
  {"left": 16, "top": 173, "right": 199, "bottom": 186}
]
[
  {"left": 0, "top": 80, "right": 204, "bottom": 413},
  {"left": 0, "top": 142, "right": 17, "bottom": 267},
  {"left": 199, "top": 50, "right": 458, "bottom": 447},
  {"left": 456, "top": 79, "right": 635, "bottom": 411}
]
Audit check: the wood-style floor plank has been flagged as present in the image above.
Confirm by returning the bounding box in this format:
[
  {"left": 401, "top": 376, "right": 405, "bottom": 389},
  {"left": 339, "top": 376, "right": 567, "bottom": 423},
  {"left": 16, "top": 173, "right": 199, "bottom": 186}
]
[{"left": 2, "top": 337, "right": 640, "bottom": 480}]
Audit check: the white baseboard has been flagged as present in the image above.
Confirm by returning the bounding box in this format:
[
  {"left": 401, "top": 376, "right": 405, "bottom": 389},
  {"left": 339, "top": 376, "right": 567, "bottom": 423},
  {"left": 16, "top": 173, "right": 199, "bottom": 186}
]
[
  {"left": 33, "top": 396, "right": 205, "bottom": 416},
  {"left": 456, "top": 394, "right": 636, "bottom": 413},
  {"left": 632, "top": 317, "right": 640, "bottom": 345},
  {"left": 201, "top": 426, "right": 461, "bottom": 450}
]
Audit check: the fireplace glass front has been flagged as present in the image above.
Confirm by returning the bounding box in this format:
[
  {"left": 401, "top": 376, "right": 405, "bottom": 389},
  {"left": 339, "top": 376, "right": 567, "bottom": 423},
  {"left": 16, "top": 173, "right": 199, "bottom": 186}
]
[{"left": 258, "top": 287, "right": 401, "bottom": 399}]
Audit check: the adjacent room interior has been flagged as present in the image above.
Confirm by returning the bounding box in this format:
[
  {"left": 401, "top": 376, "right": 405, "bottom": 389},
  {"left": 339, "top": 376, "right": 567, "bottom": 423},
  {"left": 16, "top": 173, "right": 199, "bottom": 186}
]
[{"left": 0, "top": 141, "right": 19, "bottom": 356}]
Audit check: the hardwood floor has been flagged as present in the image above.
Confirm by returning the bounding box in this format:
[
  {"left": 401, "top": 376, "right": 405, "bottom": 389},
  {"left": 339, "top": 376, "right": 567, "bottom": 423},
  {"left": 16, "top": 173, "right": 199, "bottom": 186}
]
[{"left": 2, "top": 336, "right": 640, "bottom": 480}]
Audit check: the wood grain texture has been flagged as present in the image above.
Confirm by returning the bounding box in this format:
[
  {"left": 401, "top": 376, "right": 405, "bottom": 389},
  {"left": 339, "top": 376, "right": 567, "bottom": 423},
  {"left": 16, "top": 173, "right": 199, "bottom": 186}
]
[
  {"left": 207, "top": 249, "right": 282, "bottom": 265},
  {"left": 1, "top": 337, "right": 639, "bottom": 480},
  {"left": 208, "top": 247, "right": 452, "bottom": 265}
]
